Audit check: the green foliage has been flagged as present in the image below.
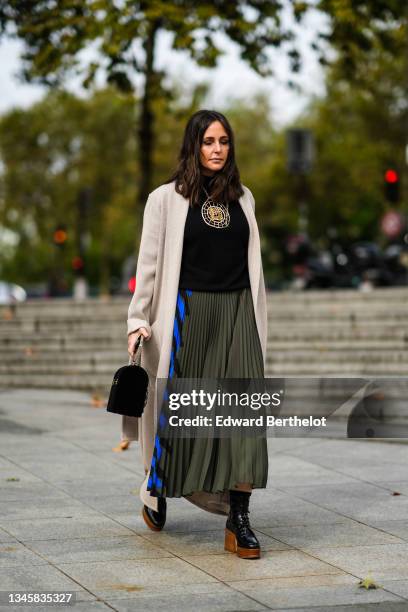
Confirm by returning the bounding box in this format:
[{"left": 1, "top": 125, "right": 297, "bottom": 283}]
[
  {"left": 0, "top": 1, "right": 406, "bottom": 289},
  {"left": 314, "top": 0, "right": 403, "bottom": 76},
  {"left": 306, "top": 13, "right": 407, "bottom": 244},
  {"left": 0, "top": 87, "right": 139, "bottom": 288},
  {"left": 0, "top": 0, "right": 293, "bottom": 88}
]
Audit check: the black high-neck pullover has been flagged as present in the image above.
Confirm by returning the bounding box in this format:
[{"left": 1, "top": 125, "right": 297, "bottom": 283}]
[{"left": 178, "top": 174, "right": 250, "bottom": 292}]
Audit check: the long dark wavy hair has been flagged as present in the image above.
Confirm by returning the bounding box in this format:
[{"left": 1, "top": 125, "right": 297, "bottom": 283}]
[{"left": 166, "top": 109, "right": 244, "bottom": 207}]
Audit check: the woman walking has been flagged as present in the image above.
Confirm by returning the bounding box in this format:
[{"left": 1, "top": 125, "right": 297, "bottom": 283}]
[{"left": 126, "top": 109, "right": 268, "bottom": 559}]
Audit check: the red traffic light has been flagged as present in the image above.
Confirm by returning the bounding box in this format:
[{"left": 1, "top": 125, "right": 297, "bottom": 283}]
[
  {"left": 384, "top": 168, "right": 400, "bottom": 203},
  {"left": 385, "top": 169, "right": 399, "bottom": 183}
]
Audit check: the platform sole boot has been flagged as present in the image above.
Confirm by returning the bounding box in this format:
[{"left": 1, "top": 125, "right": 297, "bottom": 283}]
[
  {"left": 224, "top": 490, "right": 260, "bottom": 559},
  {"left": 142, "top": 497, "right": 167, "bottom": 531}
]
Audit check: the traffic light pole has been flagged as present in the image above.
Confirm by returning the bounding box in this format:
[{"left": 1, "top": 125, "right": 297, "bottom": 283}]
[
  {"left": 286, "top": 128, "right": 314, "bottom": 237},
  {"left": 73, "top": 188, "right": 91, "bottom": 300},
  {"left": 49, "top": 224, "right": 69, "bottom": 298}
]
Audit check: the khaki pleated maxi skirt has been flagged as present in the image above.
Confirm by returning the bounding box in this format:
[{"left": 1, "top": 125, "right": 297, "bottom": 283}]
[{"left": 146, "top": 287, "right": 268, "bottom": 509}]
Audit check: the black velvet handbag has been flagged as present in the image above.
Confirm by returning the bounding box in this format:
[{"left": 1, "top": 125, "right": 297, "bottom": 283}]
[{"left": 106, "top": 335, "right": 149, "bottom": 418}]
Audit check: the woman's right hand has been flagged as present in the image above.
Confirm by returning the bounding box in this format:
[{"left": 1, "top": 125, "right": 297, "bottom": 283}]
[{"left": 128, "top": 327, "right": 150, "bottom": 358}]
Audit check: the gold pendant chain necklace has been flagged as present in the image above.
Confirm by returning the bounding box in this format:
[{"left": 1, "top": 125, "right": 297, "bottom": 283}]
[{"left": 201, "top": 185, "right": 230, "bottom": 229}]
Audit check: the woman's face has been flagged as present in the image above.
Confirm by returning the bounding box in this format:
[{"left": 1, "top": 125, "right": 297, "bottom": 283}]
[{"left": 199, "top": 120, "right": 230, "bottom": 174}]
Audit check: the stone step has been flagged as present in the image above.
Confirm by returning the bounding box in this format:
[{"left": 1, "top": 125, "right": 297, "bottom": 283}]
[
  {"left": 1, "top": 364, "right": 407, "bottom": 390},
  {"left": 0, "top": 374, "right": 112, "bottom": 392},
  {"left": 1, "top": 289, "right": 408, "bottom": 313},
  {"left": 1, "top": 289, "right": 408, "bottom": 389},
  {"left": 264, "top": 363, "right": 408, "bottom": 376},
  {"left": 0, "top": 353, "right": 127, "bottom": 366},
  {"left": 266, "top": 328, "right": 408, "bottom": 340},
  {"left": 2, "top": 329, "right": 408, "bottom": 348},
  {"left": 0, "top": 364, "right": 119, "bottom": 374},
  {"left": 1, "top": 313, "right": 408, "bottom": 333},
  {"left": 1, "top": 298, "right": 408, "bottom": 311},
  {"left": 266, "top": 351, "right": 408, "bottom": 364},
  {"left": 2, "top": 340, "right": 408, "bottom": 359},
  {"left": 0, "top": 338, "right": 126, "bottom": 349},
  {"left": 1, "top": 319, "right": 408, "bottom": 334},
  {"left": 0, "top": 308, "right": 395, "bottom": 319},
  {"left": 0, "top": 342, "right": 408, "bottom": 358},
  {"left": 1, "top": 334, "right": 408, "bottom": 351},
  {"left": 2, "top": 348, "right": 408, "bottom": 374}
]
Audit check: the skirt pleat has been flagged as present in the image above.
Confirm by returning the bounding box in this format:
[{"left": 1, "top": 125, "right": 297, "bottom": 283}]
[{"left": 147, "top": 287, "right": 268, "bottom": 499}]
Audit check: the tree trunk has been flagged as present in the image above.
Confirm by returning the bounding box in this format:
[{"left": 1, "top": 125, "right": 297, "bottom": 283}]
[{"left": 138, "top": 19, "right": 161, "bottom": 217}]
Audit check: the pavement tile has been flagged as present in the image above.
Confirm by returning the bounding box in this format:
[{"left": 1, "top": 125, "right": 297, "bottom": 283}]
[
  {"left": 267, "top": 439, "right": 323, "bottom": 455},
  {"left": 139, "top": 528, "right": 291, "bottom": 556},
  {"left": 0, "top": 497, "right": 100, "bottom": 520},
  {"left": 57, "top": 425, "right": 124, "bottom": 449},
  {"left": 53, "top": 477, "right": 140, "bottom": 498},
  {"left": 69, "top": 494, "right": 140, "bottom": 515},
  {"left": 271, "top": 603, "right": 408, "bottom": 611},
  {"left": 56, "top": 557, "right": 217, "bottom": 599},
  {"left": 112, "top": 493, "right": 353, "bottom": 535},
  {"left": 375, "top": 481, "right": 408, "bottom": 496},
  {"left": 0, "top": 541, "right": 48, "bottom": 567},
  {"left": 366, "top": 520, "right": 408, "bottom": 541},
  {"left": 0, "top": 418, "right": 47, "bottom": 437},
  {"left": 28, "top": 535, "right": 173, "bottom": 563},
  {"left": 11, "top": 456, "right": 130, "bottom": 482},
  {"left": 286, "top": 439, "right": 408, "bottom": 465},
  {"left": 105, "top": 582, "right": 268, "bottom": 611},
  {"left": 303, "top": 542, "right": 408, "bottom": 581},
  {"left": 112, "top": 498, "right": 229, "bottom": 534},
  {"left": 228, "top": 574, "right": 404, "bottom": 609},
  {"left": 0, "top": 457, "right": 19, "bottom": 469},
  {"left": 0, "top": 482, "right": 70, "bottom": 503},
  {"left": 0, "top": 469, "right": 44, "bottom": 485},
  {"left": 0, "top": 528, "right": 18, "bottom": 543},
  {"left": 248, "top": 491, "right": 351, "bottom": 528},
  {"left": 258, "top": 520, "right": 405, "bottom": 549},
  {"left": 0, "top": 603, "right": 109, "bottom": 612},
  {"left": 0, "top": 564, "right": 96, "bottom": 600},
  {"left": 182, "top": 549, "right": 341, "bottom": 582},
  {"left": 329, "top": 463, "right": 408, "bottom": 483},
  {"left": 0, "top": 515, "right": 134, "bottom": 541},
  {"left": 272, "top": 482, "right": 408, "bottom": 522},
  {"left": 0, "top": 464, "right": 40, "bottom": 482},
  {"left": 111, "top": 511, "right": 227, "bottom": 539},
  {"left": 267, "top": 455, "right": 357, "bottom": 487},
  {"left": 280, "top": 449, "right": 408, "bottom": 485},
  {"left": 380, "top": 579, "right": 408, "bottom": 599},
  {"left": 0, "top": 435, "right": 86, "bottom": 458}
]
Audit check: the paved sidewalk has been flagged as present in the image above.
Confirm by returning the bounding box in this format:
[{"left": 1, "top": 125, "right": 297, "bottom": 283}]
[{"left": 1, "top": 388, "right": 408, "bottom": 611}]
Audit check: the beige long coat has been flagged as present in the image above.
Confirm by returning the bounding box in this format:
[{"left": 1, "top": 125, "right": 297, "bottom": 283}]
[{"left": 123, "top": 180, "right": 268, "bottom": 515}]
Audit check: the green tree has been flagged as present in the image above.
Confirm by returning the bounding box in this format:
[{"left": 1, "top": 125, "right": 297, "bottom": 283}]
[
  {"left": 0, "top": 83, "right": 282, "bottom": 290},
  {"left": 0, "top": 0, "right": 295, "bottom": 213},
  {"left": 306, "top": 8, "right": 407, "bottom": 242},
  {"left": 0, "top": 87, "right": 139, "bottom": 291},
  {"left": 2, "top": 0, "right": 401, "bottom": 212}
]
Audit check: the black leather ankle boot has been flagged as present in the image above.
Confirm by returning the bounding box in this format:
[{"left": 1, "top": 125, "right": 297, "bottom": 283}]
[
  {"left": 225, "top": 490, "right": 260, "bottom": 559},
  {"left": 142, "top": 497, "right": 167, "bottom": 531}
]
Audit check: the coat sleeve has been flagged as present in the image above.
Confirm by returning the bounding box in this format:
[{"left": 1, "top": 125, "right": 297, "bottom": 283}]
[
  {"left": 244, "top": 185, "right": 255, "bottom": 211},
  {"left": 127, "top": 192, "right": 161, "bottom": 337}
]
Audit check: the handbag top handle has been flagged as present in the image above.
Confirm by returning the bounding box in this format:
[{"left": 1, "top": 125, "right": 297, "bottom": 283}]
[{"left": 129, "top": 334, "right": 144, "bottom": 366}]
